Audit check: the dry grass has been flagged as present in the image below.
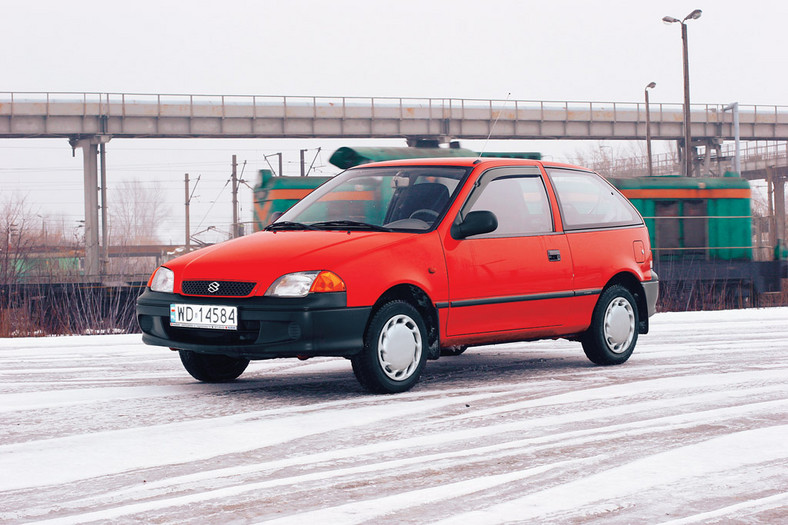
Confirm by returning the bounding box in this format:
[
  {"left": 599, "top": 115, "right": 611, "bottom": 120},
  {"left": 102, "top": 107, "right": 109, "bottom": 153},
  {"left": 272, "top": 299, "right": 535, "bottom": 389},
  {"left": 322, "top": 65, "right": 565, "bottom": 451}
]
[{"left": 1, "top": 282, "right": 144, "bottom": 337}]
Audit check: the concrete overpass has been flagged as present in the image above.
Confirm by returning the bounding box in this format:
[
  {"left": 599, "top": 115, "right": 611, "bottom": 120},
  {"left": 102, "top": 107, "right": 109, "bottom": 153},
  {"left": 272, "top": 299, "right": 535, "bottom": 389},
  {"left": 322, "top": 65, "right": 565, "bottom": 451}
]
[
  {"left": 3, "top": 92, "right": 788, "bottom": 141},
  {"left": 3, "top": 91, "right": 788, "bottom": 277}
]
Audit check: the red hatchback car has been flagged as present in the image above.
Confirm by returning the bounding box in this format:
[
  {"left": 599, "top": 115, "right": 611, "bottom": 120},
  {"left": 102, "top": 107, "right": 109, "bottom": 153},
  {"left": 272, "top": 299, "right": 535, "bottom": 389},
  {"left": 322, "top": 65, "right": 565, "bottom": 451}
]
[{"left": 137, "top": 158, "right": 658, "bottom": 393}]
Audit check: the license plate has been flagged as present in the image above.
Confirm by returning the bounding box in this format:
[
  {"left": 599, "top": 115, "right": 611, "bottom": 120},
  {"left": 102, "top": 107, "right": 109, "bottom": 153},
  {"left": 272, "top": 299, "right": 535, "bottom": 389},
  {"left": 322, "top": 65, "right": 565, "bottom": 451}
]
[{"left": 170, "top": 304, "right": 238, "bottom": 330}]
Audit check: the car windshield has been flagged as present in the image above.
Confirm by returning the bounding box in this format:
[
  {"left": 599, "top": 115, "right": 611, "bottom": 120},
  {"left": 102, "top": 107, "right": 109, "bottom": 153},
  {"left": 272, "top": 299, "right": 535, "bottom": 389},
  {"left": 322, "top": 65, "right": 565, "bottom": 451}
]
[{"left": 272, "top": 166, "right": 469, "bottom": 231}]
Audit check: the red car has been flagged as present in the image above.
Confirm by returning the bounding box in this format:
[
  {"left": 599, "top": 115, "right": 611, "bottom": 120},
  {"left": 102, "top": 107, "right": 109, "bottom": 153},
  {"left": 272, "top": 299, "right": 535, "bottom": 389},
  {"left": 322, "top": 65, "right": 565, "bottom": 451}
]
[{"left": 137, "top": 158, "right": 658, "bottom": 393}]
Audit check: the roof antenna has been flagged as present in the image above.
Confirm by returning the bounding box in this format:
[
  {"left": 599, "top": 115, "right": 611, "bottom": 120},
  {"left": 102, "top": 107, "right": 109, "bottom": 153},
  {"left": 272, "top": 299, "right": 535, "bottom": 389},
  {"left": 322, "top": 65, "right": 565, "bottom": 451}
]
[{"left": 477, "top": 92, "right": 512, "bottom": 161}]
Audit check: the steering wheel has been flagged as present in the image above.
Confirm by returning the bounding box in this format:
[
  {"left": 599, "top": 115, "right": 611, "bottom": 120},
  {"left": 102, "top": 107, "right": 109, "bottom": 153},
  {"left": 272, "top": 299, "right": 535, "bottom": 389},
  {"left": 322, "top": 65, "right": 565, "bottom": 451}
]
[{"left": 409, "top": 209, "right": 439, "bottom": 223}]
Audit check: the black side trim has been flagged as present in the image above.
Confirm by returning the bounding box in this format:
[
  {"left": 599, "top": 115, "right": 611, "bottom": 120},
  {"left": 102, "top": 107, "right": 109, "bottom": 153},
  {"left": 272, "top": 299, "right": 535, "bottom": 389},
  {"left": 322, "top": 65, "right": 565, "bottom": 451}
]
[
  {"left": 562, "top": 223, "right": 644, "bottom": 233},
  {"left": 574, "top": 288, "right": 603, "bottom": 297},
  {"left": 449, "top": 288, "right": 602, "bottom": 308}
]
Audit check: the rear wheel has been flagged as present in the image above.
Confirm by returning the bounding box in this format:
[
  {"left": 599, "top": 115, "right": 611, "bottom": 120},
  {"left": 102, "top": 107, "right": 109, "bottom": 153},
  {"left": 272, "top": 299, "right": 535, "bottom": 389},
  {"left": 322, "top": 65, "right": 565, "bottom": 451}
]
[
  {"left": 582, "top": 285, "right": 639, "bottom": 365},
  {"left": 351, "top": 301, "right": 428, "bottom": 394},
  {"left": 178, "top": 350, "right": 249, "bottom": 382}
]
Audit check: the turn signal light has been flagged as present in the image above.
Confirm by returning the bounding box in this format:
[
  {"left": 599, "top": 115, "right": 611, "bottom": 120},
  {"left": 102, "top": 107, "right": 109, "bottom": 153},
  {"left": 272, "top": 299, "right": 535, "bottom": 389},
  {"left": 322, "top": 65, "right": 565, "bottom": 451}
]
[{"left": 310, "top": 271, "right": 346, "bottom": 293}]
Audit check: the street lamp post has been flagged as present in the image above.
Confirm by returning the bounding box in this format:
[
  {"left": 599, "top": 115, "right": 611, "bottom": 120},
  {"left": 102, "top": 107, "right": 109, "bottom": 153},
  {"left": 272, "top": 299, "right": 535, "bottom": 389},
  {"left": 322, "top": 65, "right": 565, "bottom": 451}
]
[
  {"left": 645, "top": 82, "right": 656, "bottom": 177},
  {"left": 663, "top": 9, "right": 702, "bottom": 177}
]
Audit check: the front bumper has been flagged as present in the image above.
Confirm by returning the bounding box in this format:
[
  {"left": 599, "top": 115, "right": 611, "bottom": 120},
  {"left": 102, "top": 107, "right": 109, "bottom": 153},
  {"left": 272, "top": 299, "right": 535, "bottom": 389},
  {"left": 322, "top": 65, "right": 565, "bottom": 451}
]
[
  {"left": 642, "top": 271, "right": 659, "bottom": 318},
  {"left": 136, "top": 289, "right": 371, "bottom": 359}
]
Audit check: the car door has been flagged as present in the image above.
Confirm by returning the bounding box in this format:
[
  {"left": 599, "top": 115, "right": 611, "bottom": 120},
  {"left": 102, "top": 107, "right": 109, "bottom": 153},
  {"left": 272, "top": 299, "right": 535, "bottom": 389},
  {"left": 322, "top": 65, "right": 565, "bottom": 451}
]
[{"left": 442, "top": 167, "right": 575, "bottom": 337}]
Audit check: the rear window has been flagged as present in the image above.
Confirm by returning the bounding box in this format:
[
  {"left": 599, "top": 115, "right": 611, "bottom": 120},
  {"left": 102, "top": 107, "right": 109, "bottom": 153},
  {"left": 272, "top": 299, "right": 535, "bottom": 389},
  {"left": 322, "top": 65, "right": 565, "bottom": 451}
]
[{"left": 547, "top": 169, "right": 643, "bottom": 230}]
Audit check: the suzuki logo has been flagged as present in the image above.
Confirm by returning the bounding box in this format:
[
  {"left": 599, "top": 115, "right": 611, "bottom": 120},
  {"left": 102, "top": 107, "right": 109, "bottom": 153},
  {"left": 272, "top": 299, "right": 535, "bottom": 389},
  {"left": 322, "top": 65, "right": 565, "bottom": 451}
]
[{"left": 207, "top": 281, "right": 220, "bottom": 293}]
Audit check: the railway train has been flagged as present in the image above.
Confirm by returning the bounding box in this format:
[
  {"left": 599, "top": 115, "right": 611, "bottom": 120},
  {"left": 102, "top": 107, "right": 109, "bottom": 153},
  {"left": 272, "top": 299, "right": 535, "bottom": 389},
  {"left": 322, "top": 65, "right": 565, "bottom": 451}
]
[{"left": 253, "top": 146, "right": 787, "bottom": 309}]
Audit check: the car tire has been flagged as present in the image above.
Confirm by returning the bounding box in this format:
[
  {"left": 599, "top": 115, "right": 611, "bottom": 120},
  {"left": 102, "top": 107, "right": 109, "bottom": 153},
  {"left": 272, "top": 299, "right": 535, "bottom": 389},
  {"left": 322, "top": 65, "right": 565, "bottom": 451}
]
[
  {"left": 178, "top": 350, "right": 250, "bottom": 382},
  {"left": 581, "top": 285, "right": 639, "bottom": 365},
  {"left": 351, "top": 301, "right": 428, "bottom": 394}
]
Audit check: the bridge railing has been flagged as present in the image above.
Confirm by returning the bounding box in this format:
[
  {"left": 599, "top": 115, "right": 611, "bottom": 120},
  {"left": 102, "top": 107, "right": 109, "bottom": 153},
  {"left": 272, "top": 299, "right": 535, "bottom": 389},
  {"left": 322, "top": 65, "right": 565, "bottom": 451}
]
[
  {"left": 720, "top": 141, "right": 788, "bottom": 168},
  {"left": 591, "top": 140, "right": 788, "bottom": 179},
  {"left": 4, "top": 91, "right": 788, "bottom": 125}
]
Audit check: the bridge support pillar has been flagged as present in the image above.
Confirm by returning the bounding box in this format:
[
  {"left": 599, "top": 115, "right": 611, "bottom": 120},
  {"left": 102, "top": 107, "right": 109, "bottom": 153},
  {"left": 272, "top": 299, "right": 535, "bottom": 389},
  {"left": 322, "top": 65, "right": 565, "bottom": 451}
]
[
  {"left": 775, "top": 172, "right": 786, "bottom": 252},
  {"left": 766, "top": 167, "right": 787, "bottom": 258},
  {"left": 69, "top": 135, "right": 111, "bottom": 279}
]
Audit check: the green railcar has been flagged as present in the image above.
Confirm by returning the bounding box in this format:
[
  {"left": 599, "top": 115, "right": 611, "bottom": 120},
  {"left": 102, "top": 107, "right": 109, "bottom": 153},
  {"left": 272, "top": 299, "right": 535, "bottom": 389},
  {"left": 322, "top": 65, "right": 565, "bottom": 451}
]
[
  {"left": 255, "top": 147, "right": 542, "bottom": 229},
  {"left": 607, "top": 174, "right": 752, "bottom": 261},
  {"left": 252, "top": 147, "right": 785, "bottom": 306},
  {"left": 609, "top": 174, "right": 785, "bottom": 304},
  {"left": 328, "top": 146, "right": 540, "bottom": 170},
  {"left": 253, "top": 170, "right": 331, "bottom": 229},
  {"left": 253, "top": 168, "right": 394, "bottom": 229}
]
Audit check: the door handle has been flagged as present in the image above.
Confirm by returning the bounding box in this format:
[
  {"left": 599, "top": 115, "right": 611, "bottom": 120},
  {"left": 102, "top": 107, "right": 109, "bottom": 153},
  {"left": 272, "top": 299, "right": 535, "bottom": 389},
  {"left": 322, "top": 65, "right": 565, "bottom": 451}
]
[{"left": 547, "top": 249, "right": 561, "bottom": 262}]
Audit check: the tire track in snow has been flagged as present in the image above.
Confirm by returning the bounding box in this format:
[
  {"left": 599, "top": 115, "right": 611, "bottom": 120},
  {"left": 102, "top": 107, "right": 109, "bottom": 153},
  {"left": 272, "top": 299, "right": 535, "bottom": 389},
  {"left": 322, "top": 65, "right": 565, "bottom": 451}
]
[
  {"left": 0, "top": 391, "right": 507, "bottom": 492},
  {"left": 659, "top": 492, "right": 788, "bottom": 524},
  {"left": 433, "top": 425, "right": 788, "bottom": 524},
  {"left": 6, "top": 390, "right": 785, "bottom": 522},
  {"left": 1, "top": 308, "right": 786, "bottom": 523}
]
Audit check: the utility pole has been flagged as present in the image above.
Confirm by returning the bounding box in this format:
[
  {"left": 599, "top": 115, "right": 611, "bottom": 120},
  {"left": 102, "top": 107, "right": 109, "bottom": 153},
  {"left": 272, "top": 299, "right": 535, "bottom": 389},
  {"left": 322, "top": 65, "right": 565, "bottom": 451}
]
[
  {"left": 644, "top": 82, "right": 656, "bottom": 177},
  {"left": 185, "top": 173, "right": 190, "bottom": 251},
  {"left": 231, "top": 155, "right": 239, "bottom": 238},
  {"left": 663, "top": 9, "right": 702, "bottom": 177},
  {"left": 264, "top": 153, "right": 283, "bottom": 176},
  {"left": 306, "top": 147, "right": 322, "bottom": 177},
  {"left": 681, "top": 20, "right": 693, "bottom": 177}
]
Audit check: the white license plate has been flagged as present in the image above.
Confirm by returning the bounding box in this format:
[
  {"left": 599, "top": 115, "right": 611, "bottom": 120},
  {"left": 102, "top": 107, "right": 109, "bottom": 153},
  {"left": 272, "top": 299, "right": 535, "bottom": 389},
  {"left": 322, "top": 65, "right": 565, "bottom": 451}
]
[{"left": 170, "top": 304, "right": 238, "bottom": 330}]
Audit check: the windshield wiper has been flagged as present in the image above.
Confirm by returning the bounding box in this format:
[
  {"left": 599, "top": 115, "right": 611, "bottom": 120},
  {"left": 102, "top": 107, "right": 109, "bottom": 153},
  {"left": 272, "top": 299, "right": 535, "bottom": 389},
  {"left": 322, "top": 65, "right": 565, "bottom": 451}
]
[
  {"left": 310, "top": 220, "right": 393, "bottom": 232},
  {"left": 264, "top": 221, "right": 320, "bottom": 231}
]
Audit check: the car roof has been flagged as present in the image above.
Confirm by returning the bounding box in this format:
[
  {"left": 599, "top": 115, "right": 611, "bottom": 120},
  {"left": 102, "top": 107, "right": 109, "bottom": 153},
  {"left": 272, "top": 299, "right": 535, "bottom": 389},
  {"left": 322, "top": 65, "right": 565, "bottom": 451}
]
[{"left": 350, "top": 156, "right": 592, "bottom": 172}]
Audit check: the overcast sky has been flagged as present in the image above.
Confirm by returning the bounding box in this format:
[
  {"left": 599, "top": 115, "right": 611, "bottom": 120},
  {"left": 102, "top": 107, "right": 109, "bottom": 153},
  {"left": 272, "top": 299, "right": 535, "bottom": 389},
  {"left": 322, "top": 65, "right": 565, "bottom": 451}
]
[{"left": 2, "top": 0, "right": 785, "bottom": 244}]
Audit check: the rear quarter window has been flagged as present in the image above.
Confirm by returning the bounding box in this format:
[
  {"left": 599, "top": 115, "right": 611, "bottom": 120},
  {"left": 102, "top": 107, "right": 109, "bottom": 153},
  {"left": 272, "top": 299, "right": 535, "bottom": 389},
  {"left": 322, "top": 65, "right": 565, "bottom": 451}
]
[{"left": 547, "top": 168, "right": 643, "bottom": 231}]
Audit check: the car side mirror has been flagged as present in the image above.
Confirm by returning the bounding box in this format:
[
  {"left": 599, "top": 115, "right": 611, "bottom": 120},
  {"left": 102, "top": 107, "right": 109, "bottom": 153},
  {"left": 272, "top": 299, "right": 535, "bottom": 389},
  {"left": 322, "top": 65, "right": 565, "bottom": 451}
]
[{"left": 451, "top": 210, "right": 498, "bottom": 239}]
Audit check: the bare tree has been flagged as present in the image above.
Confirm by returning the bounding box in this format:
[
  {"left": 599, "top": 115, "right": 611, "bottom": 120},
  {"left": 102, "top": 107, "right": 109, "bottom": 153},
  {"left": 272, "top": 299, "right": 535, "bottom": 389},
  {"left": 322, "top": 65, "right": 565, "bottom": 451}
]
[
  {"left": 571, "top": 141, "right": 684, "bottom": 178},
  {"left": 109, "top": 180, "right": 170, "bottom": 245},
  {"left": 0, "top": 192, "right": 157, "bottom": 337},
  {"left": 108, "top": 180, "right": 171, "bottom": 278},
  {"left": 1, "top": 195, "right": 30, "bottom": 286},
  {"left": 570, "top": 142, "right": 635, "bottom": 177}
]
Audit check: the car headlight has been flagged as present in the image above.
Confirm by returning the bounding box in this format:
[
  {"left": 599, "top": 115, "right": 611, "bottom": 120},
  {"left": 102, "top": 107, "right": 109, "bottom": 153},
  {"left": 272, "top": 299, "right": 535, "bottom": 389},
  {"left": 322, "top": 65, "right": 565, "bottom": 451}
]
[
  {"left": 265, "top": 271, "right": 346, "bottom": 297},
  {"left": 150, "top": 266, "right": 175, "bottom": 293}
]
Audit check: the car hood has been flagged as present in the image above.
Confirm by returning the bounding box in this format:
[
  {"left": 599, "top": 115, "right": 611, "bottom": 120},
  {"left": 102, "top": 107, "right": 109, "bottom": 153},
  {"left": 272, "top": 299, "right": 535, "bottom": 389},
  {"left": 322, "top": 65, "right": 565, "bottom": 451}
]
[{"left": 165, "top": 230, "right": 423, "bottom": 293}]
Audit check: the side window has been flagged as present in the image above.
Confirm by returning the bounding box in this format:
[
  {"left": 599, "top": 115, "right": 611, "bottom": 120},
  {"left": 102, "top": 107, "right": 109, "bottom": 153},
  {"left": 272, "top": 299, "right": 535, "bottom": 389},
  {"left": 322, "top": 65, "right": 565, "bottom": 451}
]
[
  {"left": 547, "top": 169, "right": 643, "bottom": 230},
  {"left": 463, "top": 170, "right": 553, "bottom": 237}
]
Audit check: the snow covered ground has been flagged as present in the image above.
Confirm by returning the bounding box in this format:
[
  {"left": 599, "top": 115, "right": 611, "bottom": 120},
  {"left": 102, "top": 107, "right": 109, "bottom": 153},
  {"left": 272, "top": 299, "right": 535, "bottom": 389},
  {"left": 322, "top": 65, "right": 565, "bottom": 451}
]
[{"left": 0, "top": 308, "right": 786, "bottom": 524}]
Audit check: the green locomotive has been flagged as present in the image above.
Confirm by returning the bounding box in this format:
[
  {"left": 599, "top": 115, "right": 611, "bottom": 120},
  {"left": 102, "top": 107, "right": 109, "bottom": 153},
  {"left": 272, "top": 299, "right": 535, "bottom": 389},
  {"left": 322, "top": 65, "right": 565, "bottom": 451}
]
[
  {"left": 609, "top": 175, "right": 784, "bottom": 307},
  {"left": 253, "top": 146, "right": 786, "bottom": 308}
]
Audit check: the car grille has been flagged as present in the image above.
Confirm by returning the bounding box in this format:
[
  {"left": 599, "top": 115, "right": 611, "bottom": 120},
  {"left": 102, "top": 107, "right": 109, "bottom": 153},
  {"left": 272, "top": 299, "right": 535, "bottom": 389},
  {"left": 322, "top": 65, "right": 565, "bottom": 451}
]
[{"left": 181, "top": 280, "right": 256, "bottom": 297}]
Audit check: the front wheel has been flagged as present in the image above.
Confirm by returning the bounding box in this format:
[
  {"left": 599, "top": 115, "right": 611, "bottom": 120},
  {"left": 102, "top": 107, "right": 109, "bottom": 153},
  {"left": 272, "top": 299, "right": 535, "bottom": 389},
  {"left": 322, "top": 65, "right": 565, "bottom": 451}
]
[
  {"left": 351, "top": 301, "right": 428, "bottom": 394},
  {"left": 178, "top": 350, "right": 249, "bottom": 382},
  {"left": 582, "top": 285, "right": 639, "bottom": 365}
]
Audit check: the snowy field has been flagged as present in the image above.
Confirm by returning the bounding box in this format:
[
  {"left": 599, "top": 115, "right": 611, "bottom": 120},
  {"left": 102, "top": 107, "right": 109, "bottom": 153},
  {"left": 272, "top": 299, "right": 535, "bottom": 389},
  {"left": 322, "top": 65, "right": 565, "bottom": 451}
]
[{"left": 0, "top": 308, "right": 786, "bottom": 524}]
